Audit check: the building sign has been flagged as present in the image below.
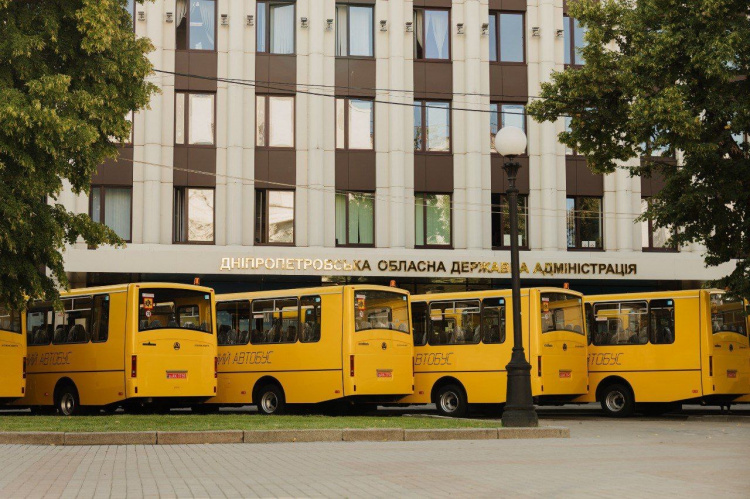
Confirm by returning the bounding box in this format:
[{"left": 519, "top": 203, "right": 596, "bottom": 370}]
[{"left": 219, "top": 257, "right": 637, "bottom": 277}]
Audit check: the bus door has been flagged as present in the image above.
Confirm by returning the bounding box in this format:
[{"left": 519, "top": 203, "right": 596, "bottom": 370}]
[
  {"left": 537, "top": 292, "right": 588, "bottom": 396},
  {"left": 351, "top": 290, "right": 412, "bottom": 396},
  {"left": 131, "top": 287, "right": 216, "bottom": 398},
  {"left": 0, "top": 307, "right": 24, "bottom": 399},
  {"left": 707, "top": 293, "right": 750, "bottom": 395}
]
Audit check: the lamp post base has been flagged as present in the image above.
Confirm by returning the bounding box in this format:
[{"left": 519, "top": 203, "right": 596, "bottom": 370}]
[{"left": 501, "top": 351, "right": 539, "bottom": 428}]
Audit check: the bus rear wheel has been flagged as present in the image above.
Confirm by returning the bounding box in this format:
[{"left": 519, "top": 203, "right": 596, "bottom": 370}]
[
  {"left": 435, "top": 384, "right": 468, "bottom": 418},
  {"left": 255, "top": 384, "right": 286, "bottom": 415},
  {"left": 600, "top": 383, "right": 634, "bottom": 418},
  {"left": 56, "top": 384, "right": 81, "bottom": 416}
]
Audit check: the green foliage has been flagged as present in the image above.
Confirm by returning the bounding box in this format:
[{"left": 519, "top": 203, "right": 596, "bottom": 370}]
[
  {"left": 528, "top": 0, "right": 750, "bottom": 299},
  {"left": 0, "top": 0, "right": 157, "bottom": 310}
]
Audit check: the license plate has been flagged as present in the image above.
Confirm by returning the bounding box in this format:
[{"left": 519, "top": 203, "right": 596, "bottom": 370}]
[
  {"left": 167, "top": 371, "right": 187, "bottom": 379},
  {"left": 727, "top": 370, "right": 737, "bottom": 379},
  {"left": 377, "top": 370, "right": 393, "bottom": 378},
  {"left": 559, "top": 370, "right": 572, "bottom": 379}
]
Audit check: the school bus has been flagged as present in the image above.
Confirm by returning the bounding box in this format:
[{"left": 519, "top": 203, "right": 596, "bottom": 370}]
[
  {"left": 578, "top": 290, "right": 750, "bottom": 416},
  {"left": 208, "top": 285, "right": 413, "bottom": 414},
  {"left": 18, "top": 283, "right": 217, "bottom": 415},
  {"left": 402, "top": 288, "right": 588, "bottom": 417},
  {"left": 0, "top": 306, "right": 26, "bottom": 403}
]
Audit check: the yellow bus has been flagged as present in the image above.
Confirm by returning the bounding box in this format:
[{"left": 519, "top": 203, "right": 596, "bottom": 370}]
[
  {"left": 209, "top": 285, "right": 413, "bottom": 414},
  {"left": 18, "top": 283, "right": 217, "bottom": 415},
  {"left": 0, "top": 306, "right": 26, "bottom": 403},
  {"left": 402, "top": 288, "right": 588, "bottom": 417},
  {"left": 579, "top": 290, "right": 750, "bottom": 416}
]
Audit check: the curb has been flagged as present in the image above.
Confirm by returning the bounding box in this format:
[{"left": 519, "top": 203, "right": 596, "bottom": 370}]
[{"left": 0, "top": 427, "right": 569, "bottom": 446}]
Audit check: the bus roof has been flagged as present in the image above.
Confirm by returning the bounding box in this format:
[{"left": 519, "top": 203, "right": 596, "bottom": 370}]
[
  {"left": 411, "top": 287, "right": 582, "bottom": 302},
  {"left": 58, "top": 282, "right": 215, "bottom": 297},
  {"left": 583, "top": 289, "right": 726, "bottom": 303},
  {"left": 218, "top": 284, "right": 409, "bottom": 302}
]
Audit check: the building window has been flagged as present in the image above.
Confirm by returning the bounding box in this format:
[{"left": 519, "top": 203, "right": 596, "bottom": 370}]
[
  {"left": 563, "top": 16, "right": 586, "bottom": 66},
  {"left": 414, "top": 101, "right": 450, "bottom": 152},
  {"left": 490, "top": 103, "right": 526, "bottom": 151},
  {"left": 174, "top": 187, "right": 215, "bottom": 243},
  {"left": 336, "top": 98, "right": 374, "bottom": 150},
  {"left": 564, "top": 116, "right": 577, "bottom": 155},
  {"left": 414, "top": 9, "right": 450, "bottom": 60},
  {"left": 641, "top": 198, "right": 677, "bottom": 251},
  {"left": 566, "top": 197, "right": 602, "bottom": 249},
  {"left": 415, "top": 193, "right": 451, "bottom": 247},
  {"left": 491, "top": 193, "right": 528, "bottom": 249},
  {"left": 90, "top": 187, "right": 132, "bottom": 242},
  {"left": 125, "top": 0, "right": 135, "bottom": 28},
  {"left": 176, "top": 0, "right": 216, "bottom": 51},
  {"left": 256, "top": 95, "right": 295, "bottom": 148},
  {"left": 257, "top": 1, "right": 295, "bottom": 54},
  {"left": 255, "top": 190, "right": 295, "bottom": 245},
  {"left": 336, "top": 4, "right": 374, "bottom": 57},
  {"left": 336, "top": 192, "right": 374, "bottom": 246},
  {"left": 175, "top": 93, "right": 215, "bottom": 145},
  {"left": 489, "top": 12, "right": 524, "bottom": 63}
]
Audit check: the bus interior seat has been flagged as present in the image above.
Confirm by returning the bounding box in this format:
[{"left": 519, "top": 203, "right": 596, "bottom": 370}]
[
  {"left": 53, "top": 326, "right": 66, "bottom": 343},
  {"left": 149, "top": 320, "right": 162, "bottom": 328},
  {"left": 238, "top": 330, "right": 249, "bottom": 344},
  {"left": 218, "top": 324, "right": 231, "bottom": 344}
]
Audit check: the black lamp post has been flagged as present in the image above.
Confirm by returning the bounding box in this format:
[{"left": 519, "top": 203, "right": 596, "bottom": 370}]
[{"left": 493, "top": 126, "right": 538, "bottom": 427}]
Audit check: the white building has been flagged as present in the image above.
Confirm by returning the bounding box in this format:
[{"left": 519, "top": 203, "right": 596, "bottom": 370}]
[{"left": 61, "top": 0, "right": 730, "bottom": 294}]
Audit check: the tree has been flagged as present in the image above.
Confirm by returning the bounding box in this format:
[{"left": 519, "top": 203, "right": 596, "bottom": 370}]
[
  {"left": 528, "top": 0, "right": 750, "bottom": 300},
  {"left": 0, "top": 0, "right": 157, "bottom": 310}
]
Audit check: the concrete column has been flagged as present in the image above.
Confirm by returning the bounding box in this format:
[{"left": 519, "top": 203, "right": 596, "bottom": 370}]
[{"left": 242, "top": 0, "right": 257, "bottom": 246}]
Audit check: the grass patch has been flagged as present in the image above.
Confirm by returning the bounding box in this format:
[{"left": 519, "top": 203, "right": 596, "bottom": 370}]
[{"left": 0, "top": 413, "right": 499, "bottom": 433}]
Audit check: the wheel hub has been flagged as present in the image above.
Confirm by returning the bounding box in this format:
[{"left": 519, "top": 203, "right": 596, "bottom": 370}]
[
  {"left": 261, "top": 392, "right": 278, "bottom": 413},
  {"left": 440, "top": 391, "right": 459, "bottom": 413},
  {"left": 605, "top": 391, "right": 625, "bottom": 412}
]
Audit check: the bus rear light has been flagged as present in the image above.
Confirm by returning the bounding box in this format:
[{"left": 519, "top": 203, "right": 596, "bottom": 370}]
[
  {"left": 412, "top": 356, "right": 415, "bottom": 377},
  {"left": 335, "top": 389, "right": 341, "bottom": 394},
  {"left": 214, "top": 386, "right": 217, "bottom": 393},
  {"left": 709, "top": 356, "right": 713, "bottom": 376},
  {"left": 537, "top": 357, "right": 542, "bottom": 377},
  {"left": 215, "top": 357, "right": 218, "bottom": 378},
  {"left": 131, "top": 355, "right": 138, "bottom": 377},
  {"left": 350, "top": 355, "right": 355, "bottom": 377},
  {"left": 22, "top": 357, "right": 26, "bottom": 379}
]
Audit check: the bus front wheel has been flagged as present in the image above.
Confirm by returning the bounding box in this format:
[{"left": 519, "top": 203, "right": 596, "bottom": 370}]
[
  {"left": 255, "top": 384, "right": 286, "bottom": 415},
  {"left": 435, "top": 384, "right": 468, "bottom": 418},
  {"left": 600, "top": 383, "right": 634, "bottom": 418},
  {"left": 56, "top": 384, "right": 81, "bottom": 417}
]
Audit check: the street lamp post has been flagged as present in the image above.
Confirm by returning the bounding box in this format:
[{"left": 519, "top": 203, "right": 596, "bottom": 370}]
[{"left": 493, "top": 126, "right": 538, "bottom": 427}]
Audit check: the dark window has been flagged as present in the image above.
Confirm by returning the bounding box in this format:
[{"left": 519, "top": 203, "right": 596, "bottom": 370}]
[
  {"left": 250, "top": 298, "right": 299, "bottom": 344},
  {"left": 257, "top": 1, "right": 296, "bottom": 54},
  {"left": 354, "top": 291, "right": 410, "bottom": 333},
  {"left": 336, "top": 192, "right": 374, "bottom": 246},
  {"left": 490, "top": 103, "right": 526, "bottom": 152},
  {"left": 176, "top": 0, "right": 216, "bottom": 51},
  {"left": 649, "top": 299, "right": 675, "bottom": 345},
  {"left": 336, "top": 98, "right": 374, "bottom": 150},
  {"left": 138, "top": 288, "right": 213, "bottom": 334},
  {"left": 481, "top": 298, "right": 506, "bottom": 344},
  {"left": 428, "top": 300, "right": 481, "bottom": 345},
  {"left": 300, "top": 296, "right": 322, "bottom": 343},
  {"left": 491, "top": 193, "right": 528, "bottom": 249},
  {"left": 641, "top": 197, "right": 677, "bottom": 251},
  {"left": 591, "top": 301, "right": 649, "bottom": 346},
  {"left": 566, "top": 197, "right": 603, "bottom": 249},
  {"left": 52, "top": 297, "right": 93, "bottom": 345},
  {"left": 174, "top": 187, "right": 215, "bottom": 243},
  {"left": 415, "top": 193, "right": 451, "bottom": 248},
  {"left": 175, "top": 92, "right": 215, "bottom": 145},
  {"left": 489, "top": 12, "right": 524, "bottom": 63},
  {"left": 710, "top": 294, "right": 747, "bottom": 337},
  {"left": 414, "top": 8, "right": 450, "bottom": 60},
  {"left": 563, "top": 15, "right": 586, "bottom": 66},
  {"left": 255, "top": 189, "right": 295, "bottom": 245},
  {"left": 412, "top": 301, "right": 429, "bottom": 346},
  {"left": 414, "top": 101, "right": 451, "bottom": 152},
  {"left": 90, "top": 186, "right": 132, "bottom": 242},
  {"left": 91, "top": 295, "right": 110, "bottom": 343},
  {"left": 540, "top": 292, "right": 585, "bottom": 335},
  {"left": 336, "top": 4, "right": 374, "bottom": 57},
  {"left": 216, "top": 300, "right": 251, "bottom": 346},
  {"left": 0, "top": 306, "right": 21, "bottom": 334},
  {"left": 26, "top": 304, "right": 53, "bottom": 346}
]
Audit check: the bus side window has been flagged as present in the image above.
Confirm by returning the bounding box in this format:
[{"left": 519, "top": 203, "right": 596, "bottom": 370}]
[
  {"left": 649, "top": 299, "right": 675, "bottom": 345},
  {"left": 91, "top": 295, "right": 110, "bottom": 343},
  {"left": 251, "top": 300, "right": 276, "bottom": 344},
  {"left": 300, "top": 296, "right": 321, "bottom": 343},
  {"left": 481, "top": 298, "right": 505, "bottom": 344},
  {"left": 277, "top": 298, "right": 299, "bottom": 343},
  {"left": 584, "top": 303, "right": 594, "bottom": 345},
  {"left": 411, "top": 302, "right": 428, "bottom": 346}
]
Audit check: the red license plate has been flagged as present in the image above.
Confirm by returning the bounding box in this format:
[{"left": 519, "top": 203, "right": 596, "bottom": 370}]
[
  {"left": 377, "top": 370, "right": 393, "bottom": 378},
  {"left": 559, "top": 370, "right": 572, "bottom": 378},
  {"left": 727, "top": 370, "right": 737, "bottom": 379},
  {"left": 167, "top": 372, "right": 187, "bottom": 379}
]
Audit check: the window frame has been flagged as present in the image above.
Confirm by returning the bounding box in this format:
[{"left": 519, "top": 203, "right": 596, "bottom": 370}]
[
  {"left": 89, "top": 186, "right": 133, "bottom": 243},
  {"left": 641, "top": 197, "right": 678, "bottom": 253},
  {"left": 51, "top": 296, "right": 93, "bottom": 346},
  {"left": 255, "top": 189, "right": 296, "bottom": 246},
  {"left": 489, "top": 11, "right": 526, "bottom": 65},
  {"left": 335, "top": 3, "right": 375, "bottom": 58},
  {"left": 173, "top": 187, "right": 216, "bottom": 245},
  {"left": 174, "top": 91, "right": 217, "bottom": 147},
  {"left": 255, "top": 94, "right": 296, "bottom": 150},
  {"left": 336, "top": 191, "right": 375, "bottom": 248},
  {"left": 250, "top": 297, "right": 300, "bottom": 345},
  {"left": 177, "top": 0, "right": 218, "bottom": 52},
  {"left": 415, "top": 193, "right": 453, "bottom": 249},
  {"left": 414, "top": 100, "right": 452, "bottom": 154},
  {"left": 256, "top": 1, "right": 297, "bottom": 55},
  {"left": 490, "top": 102, "right": 527, "bottom": 154},
  {"left": 299, "top": 295, "right": 322, "bottom": 343},
  {"left": 491, "top": 193, "right": 529, "bottom": 250},
  {"left": 563, "top": 15, "right": 585, "bottom": 67},
  {"left": 413, "top": 8, "right": 452, "bottom": 62},
  {"left": 90, "top": 294, "right": 110, "bottom": 344},
  {"left": 566, "top": 196, "right": 604, "bottom": 251},
  {"left": 426, "top": 300, "right": 482, "bottom": 346},
  {"left": 590, "top": 300, "right": 650, "bottom": 346},
  {"left": 335, "top": 97, "right": 375, "bottom": 151}
]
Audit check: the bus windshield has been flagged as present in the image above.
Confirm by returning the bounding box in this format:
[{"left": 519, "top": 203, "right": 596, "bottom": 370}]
[
  {"left": 711, "top": 294, "right": 747, "bottom": 336},
  {"left": 139, "top": 288, "right": 213, "bottom": 333},
  {"left": 0, "top": 306, "right": 21, "bottom": 333},
  {"left": 541, "top": 292, "right": 584, "bottom": 335},
  {"left": 354, "top": 291, "right": 410, "bottom": 333}
]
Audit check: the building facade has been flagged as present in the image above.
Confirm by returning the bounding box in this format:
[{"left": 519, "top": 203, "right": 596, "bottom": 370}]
[{"left": 61, "top": 0, "right": 732, "bottom": 294}]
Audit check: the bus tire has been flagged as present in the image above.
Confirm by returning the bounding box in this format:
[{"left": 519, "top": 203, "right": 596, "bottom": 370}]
[
  {"left": 600, "top": 383, "right": 634, "bottom": 418},
  {"left": 435, "top": 384, "right": 468, "bottom": 418},
  {"left": 255, "top": 384, "right": 286, "bottom": 415},
  {"left": 56, "top": 383, "right": 81, "bottom": 417}
]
